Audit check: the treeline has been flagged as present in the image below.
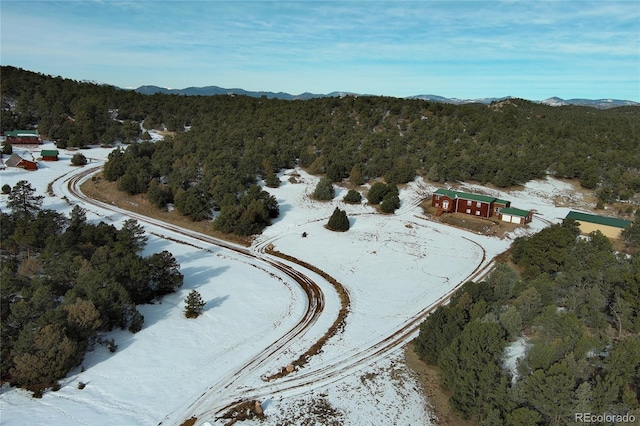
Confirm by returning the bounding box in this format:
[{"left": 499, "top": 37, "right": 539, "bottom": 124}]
[
  {"left": 3, "top": 65, "right": 640, "bottom": 208},
  {"left": 414, "top": 220, "right": 640, "bottom": 425},
  {"left": 0, "top": 181, "right": 183, "bottom": 395}
]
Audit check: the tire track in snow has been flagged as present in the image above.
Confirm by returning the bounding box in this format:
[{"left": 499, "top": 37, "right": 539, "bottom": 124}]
[
  {"left": 64, "top": 167, "right": 345, "bottom": 426},
  {"left": 67, "top": 166, "right": 501, "bottom": 426}
]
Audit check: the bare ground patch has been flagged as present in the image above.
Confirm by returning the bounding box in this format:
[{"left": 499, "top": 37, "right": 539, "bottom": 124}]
[
  {"left": 80, "top": 173, "right": 252, "bottom": 246},
  {"left": 268, "top": 394, "right": 344, "bottom": 426}
]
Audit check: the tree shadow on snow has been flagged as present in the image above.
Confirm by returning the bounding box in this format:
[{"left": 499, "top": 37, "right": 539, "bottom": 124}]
[
  {"left": 205, "top": 295, "right": 229, "bottom": 311},
  {"left": 270, "top": 202, "right": 292, "bottom": 224},
  {"left": 181, "top": 265, "right": 230, "bottom": 289}
]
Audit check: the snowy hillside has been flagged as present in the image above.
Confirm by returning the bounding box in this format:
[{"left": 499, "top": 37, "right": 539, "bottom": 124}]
[{"left": 0, "top": 140, "right": 586, "bottom": 425}]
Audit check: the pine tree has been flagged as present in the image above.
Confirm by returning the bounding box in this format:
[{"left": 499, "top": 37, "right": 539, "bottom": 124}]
[
  {"left": 184, "top": 290, "right": 206, "bottom": 318},
  {"left": 327, "top": 207, "right": 349, "bottom": 231},
  {"left": 7, "top": 180, "right": 44, "bottom": 218},
  {"left": 312, "top": 177, "right": 335, "bottom": 201}
]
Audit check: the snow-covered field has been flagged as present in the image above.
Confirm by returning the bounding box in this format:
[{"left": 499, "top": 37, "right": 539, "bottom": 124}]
[{"left": 0, "top": 141, "right": 586, "bottom": 425}]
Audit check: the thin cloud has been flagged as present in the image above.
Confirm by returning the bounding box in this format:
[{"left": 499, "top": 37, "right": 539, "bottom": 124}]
[{"left": 1, "top": 0, "right": 637, "bottom": 100}]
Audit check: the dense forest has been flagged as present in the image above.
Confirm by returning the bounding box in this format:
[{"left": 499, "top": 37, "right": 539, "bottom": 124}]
[
  {"left": 414, "top": 220, "right": 640, "bottom": 425},
  {"left": 2, "top": 66, "right": 640, "bottom": 235},
  {"left": 0, "top": 180, "right": 183, "bottom": 395}
]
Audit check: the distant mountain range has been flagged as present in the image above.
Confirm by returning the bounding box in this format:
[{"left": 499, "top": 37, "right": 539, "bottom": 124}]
[
  {"left": 132, "top": 85, "right": 639, "bottom": 109},
  {"left": 133, "top": 85, "right": 354, "bottom": 100}
]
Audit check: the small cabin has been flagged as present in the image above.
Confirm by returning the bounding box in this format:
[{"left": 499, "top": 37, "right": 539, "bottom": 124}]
[{"left": 41, "top": 149, "right": 59, "bottom": 161}]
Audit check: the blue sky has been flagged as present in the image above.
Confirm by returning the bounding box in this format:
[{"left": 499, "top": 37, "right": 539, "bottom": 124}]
[{"left": 1, "top": 1, "right": 639, "bottom": 101}]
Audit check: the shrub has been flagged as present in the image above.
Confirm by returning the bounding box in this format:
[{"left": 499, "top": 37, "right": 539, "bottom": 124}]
[
  {"left": 128, "top": 309, "right": 144, "bottom": 333},
  {"left": 380, "top": 194, "right": 400, "bottom": 213},
  {"left": 343, "top": 189, "right": 362, "bottom": 204},
  {"left": 71, "top": 153, "right": 87, "bottom": 166},
  {"left": 327, "top": 207, "right": 349, "bottom": 231},
  {"left": 367, "top": 182, "right": 389, "bottom": 204},
  {"left": 2, "top": 143, "right": 12, "bottom": 155},
  {"left": 313, "top": 177, "right": 335, "bottom": 201},
  {"left": 2, "top": 184, "right": 11, "bottom": 194}
]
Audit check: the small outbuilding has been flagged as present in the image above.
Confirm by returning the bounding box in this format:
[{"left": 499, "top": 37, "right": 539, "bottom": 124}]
[
  {"left": 41, "top": 149, "right": 59, "bottom": 161},
  {"left": 499, "top": 207, "right": 533, "bottom": 224},
  {"left": 5, "top": 153, "right": 37, "bottom": 170},
  {"left": 565, "top": 211, "right": 632, "bottom": 239}
]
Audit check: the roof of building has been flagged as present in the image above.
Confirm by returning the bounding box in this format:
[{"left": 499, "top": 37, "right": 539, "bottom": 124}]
[
  {"left": 495, "top": 198, "right": 510, "bottom": 206},
  {"left": 500, "top": 207, "right": 531, "bottom": 217},
  {"left": 433, "top": 188, "right": 498, "bottom": 204},
  {"left": 5, "top": 153, "right": 24, "bottom": 167},
  {"left": 433, "top": 188, "right": 458, "bottom": 198},
  {"left": 5, "top": 130, "right": 39, "bottom": 137},
  {"left": 41, "top": 149, "right": 59, "bottom": 156},
  {"left": 566, "top": 211, "right": 632, "bottom": 229}
]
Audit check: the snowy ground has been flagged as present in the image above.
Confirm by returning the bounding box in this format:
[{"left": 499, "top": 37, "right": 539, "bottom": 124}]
[{"left": 0, "top": 141, "right": 586, "bottom": 425}]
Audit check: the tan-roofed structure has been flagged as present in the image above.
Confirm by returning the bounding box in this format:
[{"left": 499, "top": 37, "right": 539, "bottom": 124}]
[{"left": 566, "top": 211, "right": 632, "bottom": 239}]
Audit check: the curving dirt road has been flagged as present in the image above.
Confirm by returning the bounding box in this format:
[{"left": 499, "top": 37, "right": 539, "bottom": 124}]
[
  {"left": 64, "top": 165, "right": 498, "bottom": 426},
  {"left": 64, "top": 166, "right": 346, "bottom": 425}
]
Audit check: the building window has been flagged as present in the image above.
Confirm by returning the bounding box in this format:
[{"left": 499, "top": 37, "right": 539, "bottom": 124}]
[
  {"left": 436, "top": 195, "right": 440, "bottom": 200},
  {"left": 476, "top": 202, "right": 481, "bottom": 207},
  {"left": 466, "top": 209, "right": 471, "bottom": 214},
  {"left": 467, "top": 200, "right": 471, "bottom": 206},
  {"left": 476, "top": 211, "right": 480, "bottom": 216}
]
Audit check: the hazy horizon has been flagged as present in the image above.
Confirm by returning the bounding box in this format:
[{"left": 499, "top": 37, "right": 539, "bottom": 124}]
[{"left": 1, "top": 1, "right": 638, "bottom": 102}]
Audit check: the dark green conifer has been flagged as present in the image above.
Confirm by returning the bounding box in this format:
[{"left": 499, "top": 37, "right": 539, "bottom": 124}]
[
  {"left": 327, "top": 207, "right": 349, "bottom": 231},
  {"left": 343, "top": 189, "right": 362, "bottom": 204},
  {"left": 184, "top": 290, "right": 206, "bottom": 318}
]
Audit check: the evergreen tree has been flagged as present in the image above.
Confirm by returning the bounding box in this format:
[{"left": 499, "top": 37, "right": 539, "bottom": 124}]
[
  {"left": 184, "top": 290, "right": 206, "bottom": 318},
  {"left": 312, "top": 177, "right": 335, "bottom": 201},
  {"left": 10, "top": 323, "right": 80, "bottom": 392},
  {"left": 327, "top": 207, "right": 349, "bottom": 231},
  {"left": 380, "top": 193, "right": 400, "bottom": 213},
  {"left": 7, "top": 180, "right": 44, "bottom": 218},
  {"left": 265, "top": 172, "right": 280, "bottom": 188},
  {"left": 349, "top": 164, "right": 365, "bottom": 185},
  {"left": 343, "top": 189, "right": 362, "bottom": 204},
  {"left": 366, "top": 182, "right": 389, "bottom": 204},
  {"left": 438, "top": 321, "right": 507, "bottom": 418},
  {"left": 70, "top": 153, "right": 87, "bottom": 166}
]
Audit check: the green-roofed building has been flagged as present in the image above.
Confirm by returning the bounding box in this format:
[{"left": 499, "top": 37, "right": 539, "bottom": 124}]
[
  {"left": 566, "top": 211, "right": 632, "bottom": 239},
  {"left": 499, "top": 207, "right": 533, "bottom": 224},
  {"left": 432, "top": 188, "right": 511, "bottom": 219},
  {"left": 4, "top": 130, "right": 40, "bottom": 144},
  {"left": 41, "top": 149, "right": 59, "bottom": 161}
]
